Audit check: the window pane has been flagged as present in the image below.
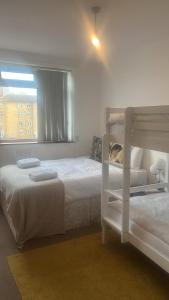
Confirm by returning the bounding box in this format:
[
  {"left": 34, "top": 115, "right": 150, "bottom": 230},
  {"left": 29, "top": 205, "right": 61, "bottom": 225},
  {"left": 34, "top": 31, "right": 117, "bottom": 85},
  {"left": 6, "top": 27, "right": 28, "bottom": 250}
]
[
  {"left": 1, "top": 72, "right": 34, "bottom": 81},
  {"left": 0, "top": 86, "right": 37, "bottom": 141}
]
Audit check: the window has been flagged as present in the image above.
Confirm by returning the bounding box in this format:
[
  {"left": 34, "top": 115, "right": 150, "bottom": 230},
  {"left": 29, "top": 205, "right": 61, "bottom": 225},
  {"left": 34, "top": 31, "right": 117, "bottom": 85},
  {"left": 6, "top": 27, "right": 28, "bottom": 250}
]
[
  {"left": 18, "top": 129, "right": 25, "bottom": 135},
  {"left": 18, "top": 121, "right": 25, "bottom": 127},
  {"left": 27, "top": 120, "right": 32, "bottom": 127},
  {"left": 27, "top": 129, "right": 32, "bottom": 135},
  {"left": 18, "top": 111, "right": 25, "bottom": 116},
  {"left": 17, "top": 103, "right": 23, "bottom": 109},
  {"left": 26, "top": 104, "right": 32, "bottom": 109},
  {"left": 0, "top": 65, "right": 73, "bottom": 143},
  {"left": 0, "top": 67, "right": 37, "bottom": 142}
]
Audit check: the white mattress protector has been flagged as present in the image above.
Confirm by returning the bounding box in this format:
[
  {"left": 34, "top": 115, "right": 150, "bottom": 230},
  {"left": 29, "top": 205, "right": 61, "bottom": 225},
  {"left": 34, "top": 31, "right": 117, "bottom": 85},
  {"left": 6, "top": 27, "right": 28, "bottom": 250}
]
[{"left": 109, "top": 192, "right": 169, "bottom": 246}]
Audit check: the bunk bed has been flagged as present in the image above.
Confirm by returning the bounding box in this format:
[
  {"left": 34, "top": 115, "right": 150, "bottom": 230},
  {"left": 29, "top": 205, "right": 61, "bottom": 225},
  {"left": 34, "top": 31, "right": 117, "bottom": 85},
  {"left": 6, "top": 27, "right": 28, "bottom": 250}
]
[{"left": 102, "top": 106, "right": 169, "bottom": 274}]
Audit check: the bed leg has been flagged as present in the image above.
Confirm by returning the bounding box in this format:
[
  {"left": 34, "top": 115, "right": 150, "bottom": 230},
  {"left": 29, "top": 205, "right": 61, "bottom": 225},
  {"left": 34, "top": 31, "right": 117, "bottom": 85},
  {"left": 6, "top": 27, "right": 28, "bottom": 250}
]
[{"left": 121, "top": 232, "right": 128, "bottom": 244}]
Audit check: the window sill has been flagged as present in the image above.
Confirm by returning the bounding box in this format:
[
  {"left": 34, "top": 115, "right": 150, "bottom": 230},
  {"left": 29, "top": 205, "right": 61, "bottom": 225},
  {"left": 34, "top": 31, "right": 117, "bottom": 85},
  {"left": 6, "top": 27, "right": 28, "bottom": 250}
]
[
  {"left": 0, "top": 141, "right": 37, "bottom": 145},
  {"left": 0, "top": 141, "right": 75, "bottom": 146}
]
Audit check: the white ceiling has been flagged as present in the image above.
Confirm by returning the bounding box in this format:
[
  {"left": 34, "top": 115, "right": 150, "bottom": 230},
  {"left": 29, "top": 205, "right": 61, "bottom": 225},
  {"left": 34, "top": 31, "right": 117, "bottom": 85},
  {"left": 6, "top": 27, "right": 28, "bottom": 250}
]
[
  {"left": 0, "top": 0, "right": 111, "bottom": 60},
  {"left": 1, "top": 0, "right": 169, "bottom": 61}
]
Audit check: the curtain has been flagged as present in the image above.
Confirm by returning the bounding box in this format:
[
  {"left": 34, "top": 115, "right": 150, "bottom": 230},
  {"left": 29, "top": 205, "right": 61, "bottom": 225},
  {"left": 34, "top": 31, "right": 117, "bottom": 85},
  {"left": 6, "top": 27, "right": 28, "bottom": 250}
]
[{"left": 35, "top": 70, "right": 69, "bottom": 142}]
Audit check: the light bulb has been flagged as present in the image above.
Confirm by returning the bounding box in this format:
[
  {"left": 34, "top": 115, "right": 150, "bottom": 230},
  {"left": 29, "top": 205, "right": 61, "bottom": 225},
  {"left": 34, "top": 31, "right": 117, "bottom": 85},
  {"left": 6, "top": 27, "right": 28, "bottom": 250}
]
[{"left": 91, "top": 35, "right": 101, "bottom": 48}]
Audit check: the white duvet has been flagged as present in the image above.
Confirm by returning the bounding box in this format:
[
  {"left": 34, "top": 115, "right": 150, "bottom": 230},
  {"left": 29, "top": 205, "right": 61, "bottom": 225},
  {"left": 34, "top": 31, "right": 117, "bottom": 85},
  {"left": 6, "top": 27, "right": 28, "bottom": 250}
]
[
  {"left": 41, "top": 157, "right": 147, "bottom": 201},
  {"left": 0, "top": 156, "right": 147, "bottom": 245}
]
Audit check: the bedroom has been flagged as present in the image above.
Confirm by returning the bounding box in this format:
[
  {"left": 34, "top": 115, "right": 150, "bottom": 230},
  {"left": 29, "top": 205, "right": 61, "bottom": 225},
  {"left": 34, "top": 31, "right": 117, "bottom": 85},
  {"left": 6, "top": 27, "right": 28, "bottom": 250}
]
[{"left": 0, "top": 0, "right": 169, "bottom": 299}]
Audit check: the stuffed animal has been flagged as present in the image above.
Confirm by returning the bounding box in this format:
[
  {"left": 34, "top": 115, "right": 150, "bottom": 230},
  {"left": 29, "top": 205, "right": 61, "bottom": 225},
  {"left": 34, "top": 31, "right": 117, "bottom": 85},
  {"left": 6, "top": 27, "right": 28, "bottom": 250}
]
[{"left": 109, "top": 143, "right": 123, "bottom": 163}]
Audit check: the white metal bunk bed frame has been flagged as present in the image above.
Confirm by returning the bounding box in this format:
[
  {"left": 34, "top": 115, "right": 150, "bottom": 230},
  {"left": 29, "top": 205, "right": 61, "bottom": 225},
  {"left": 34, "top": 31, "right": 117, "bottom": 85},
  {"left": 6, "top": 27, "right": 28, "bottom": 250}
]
[{"left": 102, "top": 105, "right": 169, "bottom": 273}]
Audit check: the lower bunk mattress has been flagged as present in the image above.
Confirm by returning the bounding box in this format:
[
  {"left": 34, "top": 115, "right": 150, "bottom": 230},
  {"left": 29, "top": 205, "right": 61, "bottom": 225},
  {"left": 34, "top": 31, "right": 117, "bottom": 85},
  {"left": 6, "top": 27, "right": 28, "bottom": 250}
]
[{"left": 107, "top": 192, "right": 169, "bottom": 258}]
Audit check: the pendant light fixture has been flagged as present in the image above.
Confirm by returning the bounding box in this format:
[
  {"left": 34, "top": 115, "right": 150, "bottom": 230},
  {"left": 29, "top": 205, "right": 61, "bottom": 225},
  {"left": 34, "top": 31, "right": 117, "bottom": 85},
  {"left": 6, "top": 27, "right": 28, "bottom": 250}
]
[{"left": 91, "top": 6, "right": 101, "bottom": 49}]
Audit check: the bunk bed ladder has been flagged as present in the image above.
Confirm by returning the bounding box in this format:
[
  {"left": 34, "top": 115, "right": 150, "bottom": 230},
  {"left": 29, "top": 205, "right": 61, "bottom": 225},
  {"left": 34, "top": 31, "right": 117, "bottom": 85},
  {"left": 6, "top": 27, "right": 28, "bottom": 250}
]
[
  {"left": 101, "top": 133, "right": 112, "bottom": 244},
  {"left": 121, "top": 108, "right": 132, "bottom": 243},
  {"left": 102, "top": 132, "right": 124, "bottom": 244},
  {"left": 101, "top": 108, "right": 132, "bottom": 244}
]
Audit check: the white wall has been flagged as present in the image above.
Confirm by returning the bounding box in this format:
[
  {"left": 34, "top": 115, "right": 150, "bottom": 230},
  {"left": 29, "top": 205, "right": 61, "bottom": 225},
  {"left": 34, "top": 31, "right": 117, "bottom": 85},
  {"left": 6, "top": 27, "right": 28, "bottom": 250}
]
[
  {"left": 100, "top": 0, "right": 169, "bottom": 171},
  {"left": 101, "top": 40, "right": 169, "bottom": 114},
  {"left": 0, "top": 50, "right": 101, "bottom": 166},
  {"left": 100, "top": 0, "right": 169, "bottom": 122}
]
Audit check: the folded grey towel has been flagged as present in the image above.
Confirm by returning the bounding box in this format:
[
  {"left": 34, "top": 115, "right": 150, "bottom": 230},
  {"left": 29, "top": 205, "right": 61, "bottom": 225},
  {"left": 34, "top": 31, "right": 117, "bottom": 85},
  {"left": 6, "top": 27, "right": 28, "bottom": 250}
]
[
  {"left": 17, "top": 158, "right": 40, "bottom": 169},
  {"left": 29, "top": 168, "right": 58, "bottom": 182}
]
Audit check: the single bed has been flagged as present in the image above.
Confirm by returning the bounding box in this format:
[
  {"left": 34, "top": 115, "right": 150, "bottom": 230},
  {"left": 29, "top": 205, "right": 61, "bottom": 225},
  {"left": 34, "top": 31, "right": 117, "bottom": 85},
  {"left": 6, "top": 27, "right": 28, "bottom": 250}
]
[
  {"left": 106, "top": 192, "right": 169, "bottom": 262},
  {"left": 0, "top": 156, "right": 147, "bottom": 246}
]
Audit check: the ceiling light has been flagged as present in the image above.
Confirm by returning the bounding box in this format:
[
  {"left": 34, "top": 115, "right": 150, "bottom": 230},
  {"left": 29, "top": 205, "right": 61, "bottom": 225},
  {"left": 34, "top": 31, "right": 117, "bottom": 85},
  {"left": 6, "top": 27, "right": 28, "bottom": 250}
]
[
  {"left": 91, "top": 6, "right": 101, "bottom": 49},
  {"left": 91, "top": 35, "right": 100, "bottom": 48}
]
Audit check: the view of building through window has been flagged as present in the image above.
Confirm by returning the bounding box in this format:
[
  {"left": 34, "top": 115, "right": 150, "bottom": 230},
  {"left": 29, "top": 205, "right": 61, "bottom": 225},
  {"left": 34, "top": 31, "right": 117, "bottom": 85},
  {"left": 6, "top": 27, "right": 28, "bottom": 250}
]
[
  {"left": 0, "top": 68, "right": 73, "bottom": 142},
  {"left": 0, "top": 72, "right": 37, "bottom": 141}
]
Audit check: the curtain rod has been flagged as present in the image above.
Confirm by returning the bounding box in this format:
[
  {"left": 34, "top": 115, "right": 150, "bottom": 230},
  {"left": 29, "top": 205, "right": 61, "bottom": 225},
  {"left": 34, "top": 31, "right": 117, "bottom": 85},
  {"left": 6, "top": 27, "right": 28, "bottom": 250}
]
[{"left": 0, "top": 60, "right": 72, "bottom": 73}]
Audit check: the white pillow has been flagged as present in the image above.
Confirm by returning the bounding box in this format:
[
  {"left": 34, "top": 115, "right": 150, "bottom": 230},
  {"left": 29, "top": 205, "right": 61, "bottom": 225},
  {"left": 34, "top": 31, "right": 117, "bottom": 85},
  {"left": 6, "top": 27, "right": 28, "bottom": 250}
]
[{"left": 130, "top": 147, "right": 143, "bottom": 169}]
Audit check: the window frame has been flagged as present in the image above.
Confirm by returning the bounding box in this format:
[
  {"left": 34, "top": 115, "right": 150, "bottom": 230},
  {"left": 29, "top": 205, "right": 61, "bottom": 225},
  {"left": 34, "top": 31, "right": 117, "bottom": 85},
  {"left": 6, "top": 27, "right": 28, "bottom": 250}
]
[{"left": 0, "top": 64, "right": 74, "bottom": 145}]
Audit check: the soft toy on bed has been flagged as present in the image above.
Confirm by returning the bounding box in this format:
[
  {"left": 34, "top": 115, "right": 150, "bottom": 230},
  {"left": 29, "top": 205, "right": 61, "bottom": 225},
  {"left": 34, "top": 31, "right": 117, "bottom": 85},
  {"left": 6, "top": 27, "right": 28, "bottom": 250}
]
[
  {"left": 90, "top": 137, "right": 124, "bottom": 164},
  {"left": 109, "top": 143, "right": 123, "bottom": 163}
]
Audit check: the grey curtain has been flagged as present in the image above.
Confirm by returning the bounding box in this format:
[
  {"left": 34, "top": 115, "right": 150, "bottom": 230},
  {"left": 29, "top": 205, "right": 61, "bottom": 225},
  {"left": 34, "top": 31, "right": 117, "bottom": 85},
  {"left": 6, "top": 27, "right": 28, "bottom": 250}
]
[{"left": 35, "top": 70, "right": 69, "bottom": 142}]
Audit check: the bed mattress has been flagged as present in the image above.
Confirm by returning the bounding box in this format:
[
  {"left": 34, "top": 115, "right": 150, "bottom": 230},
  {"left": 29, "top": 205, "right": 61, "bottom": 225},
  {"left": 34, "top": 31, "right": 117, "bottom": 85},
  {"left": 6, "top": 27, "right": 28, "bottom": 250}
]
[
  {"left": 0, "top": 156, "right": 147, "bottom": 245},
  {"left": 108, "top": 192, "right": 169, "bottom": 247},
  {"left": 41, "top": 157, "right": 147, "bottom": 201},
  {"left": 0, "top": 157, "right": 147, "bottom": 202}
]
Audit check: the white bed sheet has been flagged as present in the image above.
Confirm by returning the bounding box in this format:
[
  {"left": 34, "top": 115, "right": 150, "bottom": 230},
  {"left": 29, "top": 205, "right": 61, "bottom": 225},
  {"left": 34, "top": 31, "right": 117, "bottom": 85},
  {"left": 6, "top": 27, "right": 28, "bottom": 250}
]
[
  {"left": 108, "top": 192, "right": 169, "bottom": 246},
  {"left": 65, "top": 195, "right": 101, "bottom": 230},
  {"left": 41, "top": 157, "right": 147, "bottom": 201},
  {"left": 106, "top": 207, "right": 169, "bottom": 260}
]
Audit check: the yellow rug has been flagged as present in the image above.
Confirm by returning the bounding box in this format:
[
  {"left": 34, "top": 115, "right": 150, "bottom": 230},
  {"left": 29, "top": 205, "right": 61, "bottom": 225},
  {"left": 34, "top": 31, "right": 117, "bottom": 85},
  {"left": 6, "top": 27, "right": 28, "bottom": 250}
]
[{"left": 8, "top": 233, "right": 169, "bottom": 300}]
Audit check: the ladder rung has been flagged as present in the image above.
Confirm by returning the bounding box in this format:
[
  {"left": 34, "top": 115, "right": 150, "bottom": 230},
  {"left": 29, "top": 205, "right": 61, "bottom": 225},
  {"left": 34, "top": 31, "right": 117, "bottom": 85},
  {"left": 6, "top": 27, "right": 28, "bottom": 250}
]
[
  {"left": 130, "top": 183, "right": 167, "bottom": 193},
  {"left": 104, "top": 189, "right": 122, "bottom": 200},
  {"left": 103, "top": 216, "right": 121, "bottom": 232}
]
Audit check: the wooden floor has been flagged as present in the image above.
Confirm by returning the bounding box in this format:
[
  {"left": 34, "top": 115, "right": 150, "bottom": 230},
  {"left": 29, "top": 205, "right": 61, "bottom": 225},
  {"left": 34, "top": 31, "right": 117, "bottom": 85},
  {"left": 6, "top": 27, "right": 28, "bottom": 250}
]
[{"left": 0, "top": 208, "right": 100, "bottom": 300}]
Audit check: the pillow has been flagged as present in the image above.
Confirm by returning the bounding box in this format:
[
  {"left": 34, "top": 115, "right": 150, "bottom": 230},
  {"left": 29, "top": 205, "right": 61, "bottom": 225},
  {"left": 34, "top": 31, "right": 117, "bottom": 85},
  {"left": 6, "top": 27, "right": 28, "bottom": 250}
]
[
  {"left": 90, "top": 136, "right": 102, "bottom": 162},
  {"left": 109, "top": 143, "right": 123, "bottom": 163},
  {"left": 130, "top": 147, "right": 143, "bottom": 169}
]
